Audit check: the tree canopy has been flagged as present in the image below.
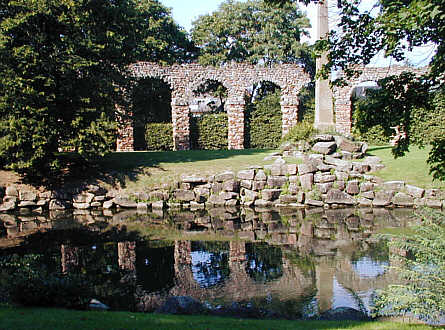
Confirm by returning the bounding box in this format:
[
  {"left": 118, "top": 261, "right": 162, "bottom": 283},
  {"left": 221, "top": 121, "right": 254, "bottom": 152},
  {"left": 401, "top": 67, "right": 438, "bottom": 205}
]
[
  {"left": 191, "top": 0, "right": 312, "bottom": 68},
  {"left": 0, "top": 0, "right": 194, "bottom": 177}
]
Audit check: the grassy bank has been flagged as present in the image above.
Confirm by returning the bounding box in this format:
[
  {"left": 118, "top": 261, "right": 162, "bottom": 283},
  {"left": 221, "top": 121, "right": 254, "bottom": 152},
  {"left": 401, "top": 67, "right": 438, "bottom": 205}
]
[{"left": 0, "top": 307, "right": 435, "bottom": 330}]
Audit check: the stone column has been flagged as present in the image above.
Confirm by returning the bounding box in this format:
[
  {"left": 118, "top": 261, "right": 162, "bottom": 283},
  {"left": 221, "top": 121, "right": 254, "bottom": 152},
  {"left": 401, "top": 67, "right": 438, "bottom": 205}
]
[
  {"left": 116, "top": 106, "right": 134, "bottom": 151},
  {"left": 171, "top": 98, "right": 190, "bottom": 150},
  {"left": 315, "top": 0, "right": 335, "bottom": 131},
  {"left": 226, "top": 96, "right": 245, "bottom": 150},
  {"left": 118, "top": 241, "right": 136, "bottom": 271},
  {"left": 61, "top": 244, "right": 79, "bottom": 274},
  {"left": 281, "top": 96, "right": 300, "bottom": 137}
]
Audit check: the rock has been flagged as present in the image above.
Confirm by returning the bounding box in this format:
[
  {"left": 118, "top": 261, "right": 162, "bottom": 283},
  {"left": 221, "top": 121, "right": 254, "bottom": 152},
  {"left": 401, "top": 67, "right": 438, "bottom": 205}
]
[
  {"left": 314, "top": 174, "right": 336, "bottom": 183},
  {"left": 19, "top": 190, "right": 37, "bottom": 201},
  {"left": 18, "top": 201, "right": 37, "bottom": 208},
  {"left": 373, "top": 191, "right": 395, "bottom": 207},
  {"left": 346, "top": 180, "right": 360, "bottom": 195},
  {"left": 363, "top": 156, "right": 381, "bottom": 164},
  {"left": 149, "top": 190, "right": 169, "bottom": 201},
  {"left": 317, "top": 163, "right": 332, "bottom": 172},
  {"left": 113, "top": 196, "right": 138, "bottom": 208},
  {"left": 243, "top": 189, "right": 259, "bottom": 202},
  {"left": 360, "top": 182, "right": 374, "bottom": 193},
  {"left": 91, "top": 202, "right": 102, "bottom": 208},
  {"left": 361, "top": 142, "right": 368, "bottom": 154},
  {"left": 0, "top": 201, "right": 16, "bottom": 212},
  {"left": 273, "top": 157, "right": 286, "bottom": 165},
  {"left": 225, "top": 199, "right": 239, "bottom": 207},
  {"left": 361, "top": 191, "right": 375, "bottom": 199},
  {"left": 240, "top": 180, "right": 252, "bottom": 189},
  {"left": 181, "top": 175, "right": 207, "bottom": 183},
  {"left": 297, "top": 163, "right": 317, "bottom": 175},
  {"left": 337, "top": 137, "right": 362, "bottom": 153},
  {"left": 254, "top": 199, "right": 273, "bottom": 207},
  {"left": 237, "top": 169, "right": 255, "bottom": 180},
  {"left": 223, "top": 180, "right": 240, "bottom": 192},
  {"left": 280, "top": 141, "right": 296, "bottom": 151},
  {"left": 392, "top": 192, "right": 414, "bottom": 207},
  {"left": 405, "top": 185, "right": 425, "bottom": 198},
  {"left": 208, "top": 194, "right": 226, "bottom": 206},
  {"left": 219, "top": 191, "right": 238, "bottom": 200},
  {"left": 341, "top": 151, "right": 353, "bottom": 160},
  {"left": 324, "top": 156, "right": 352, "bottom": 171},
  {"left": 383, "top": 181, "right": 405, "bottom": 190},
  {"left": 49, "top": 199, "right": 71, "bottom": 210},
  {"left": 312, "top": 141, "right": 336, "bottom": 155},
  {"left": 255, "top": 170, "right": 267, "bottom": 181},
  {"left": 252, "top": 181, "right": 266, "bottom": 191},
  {"left": 215, "top": 171, "right": 235, "bottom": 182},
  {"left": 426, "top": 199, "right": 442, "bottom": 208},
  {"left": 313, "top": 134, "right": 334, "bottom": 142},
  {"left": 5, "top": 186, "right": 18, "bottom": 197},
  {"left": 326, "top": 189, "right": 355, "bottom": 205},
  {"left": 299, "top": 174, "right": 314, "bottom": 191},
  {"left": 316, "top": 183, "right": 333, "bottom": 194},
  {"left": 266, "top": 176, "right": 288, "bottom": 188},
  {"left": 156, "top": 296, "right": 204, "bottom": 315},
  {"left": 335, "top": 171, "right": 349, "bottom": 181},
  {"left": 174, "top": 189, "right": 195, "bottom": 202},
  {"left": 152, "top": 200, "right": 165, "bottom": 210},
  {"left": 358, "top": 198, "right": 373, "bottom": 207},
  {"left": 306, "top": 199, "right": 324, "bottom": 207},
  {"left": 72, "top": 192, "right": 95, "bottom": 204},
  {"left": 261, "top": 189, "right": 281, "bottom": 201},
  {"left": 103, "top": 200, "right": 114, "bottom": 209},
  {"left": 352, "top": 163, "right": 370, "bottom": 173},
  {"left": 137, "top": 202, "right": 149, "bottom": 210},
  {"left": 89, "top": 298, "right": 110, "bottom": 311},
  {"left": 288, "top": 183, "right": 300, "bottom": 195},
  {"left": 319, "top": 307, "right": 369, "bottom": 321},
  {"left": 279, "top": 195, "right": 298, "bottom": 203},
  {"left": 271, "top": 164, "right": 286, "bottom": 176},
  {"left": 194, "top": 187, "right": 210, "bottom": 198},
  {"left": 287, "top": 164, "right": 297, "bottom": 175}
]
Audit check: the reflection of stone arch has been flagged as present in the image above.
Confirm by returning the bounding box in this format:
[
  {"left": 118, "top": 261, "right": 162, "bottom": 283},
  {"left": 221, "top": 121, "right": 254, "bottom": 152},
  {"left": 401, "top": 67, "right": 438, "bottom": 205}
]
[
  {"left": 118, "top": 62, "right": 310, "bottom": 151},
  {"left": 332, "top": 65, "right": 429, "bottom": 134}
]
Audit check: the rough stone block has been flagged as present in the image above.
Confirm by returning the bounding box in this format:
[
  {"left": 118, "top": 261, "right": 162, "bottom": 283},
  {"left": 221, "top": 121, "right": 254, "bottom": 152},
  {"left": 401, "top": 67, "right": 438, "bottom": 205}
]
[
  {"left": 314, "top": 174, "right": 336, "bottom": 183},
  {"left": 346, "top": 180, "right": 360, "bottom": 195},
  {"left": 306, "top": 199, "right": 324, "bottom": 207},
  {"left": 312, "top": 141, "right": 336, "bottom": 155},
  {"left": 337, "top": 137, "right": 362, "bottom": 153},
  {"left": 267, "top": 176, "right": 288, "bottom": 188},
  {"left": 237, "top": 169, "right": 255, "bottom": 180},
  {"left": 313, "top": 134, "right": 334, "bottom": 142},
  {"left": 316, "top": 183, "right": 333, "bottom": 194},
  {"left": 373, "top": 191, "right": 395, "bottom": 207},
  {"left": 5, "top": 186, "right": 18, "bottom": 197},
  {"left": 261, "top": 189, "right": 282, "bottom": 201},
  {"left": 211, "top": 183, "right": 224, "bottom": 194},
  {"left": 299, "top": 174, "right": 314, "bottom": 191},
  {"left": 271, "top": 164, "right": 286, "bottom": 176},
  {"left": 298, "top": 163, "right": 317, "bottom": 175},
  {"left": 426, "top": 199, "right": 442, "bottom": 208},
  {"left": 326, "top": 189, "right": 355, "bottom": 205},
  {"left": 152, "top": 200, "right": 165, "bottom": 210},
  {"left": 252, "top": 181, "right": 267, "bottom": 191},
  {"left": 223, "top": 180, "right": 240, "bottom": 192},
  {"left": 181, "top": 175, "right": 207, "bottom": 183},
  {"left": 360, "top": 182, "right": 374, "bottom": 193},
  {"left": 19, "top": 190, "right": 37, "bottom": 202},
  {"left": 392, "top": 192, "right": 414, "bottom": 207},
  {"left": 215, "top": 171, "right": 235, "bottom": 182},
  {"left": 325, "top": 156, "right": 352, "bottom": 171},
  {"left": 383, "top": 181, "right": 405, "bottom": 191},
  {"left": 279, "top": 194, "right": 298, "bottom": 203},
  {"left": 289, "top": 183, "right": 300, "bottom": 195},
  {"left": 287, "top": 164, "right": 297, "bottom": 175},
  {"left": 114, "top": 196, "right": 138, "bottom": 208},
  {"left": 73, "top": 202, "right": 91, "bottom": 210},
  {"left": 240, "top": 180, "right": 253, "bottom": 189},
  {"left": 174, "top": 189, "right": 195, "bottom": 202},
  {"left": 255, "top": 170, "right": 267, "bottom": 181},
  {"left": 361, "top": 191, "right": 375, "bottom": 199},
  {"left": 405, "top": 185, "right": 425, "bottom": 198},
  {"left": 73, "top": 192, "right": 95, "bottom": 204}
]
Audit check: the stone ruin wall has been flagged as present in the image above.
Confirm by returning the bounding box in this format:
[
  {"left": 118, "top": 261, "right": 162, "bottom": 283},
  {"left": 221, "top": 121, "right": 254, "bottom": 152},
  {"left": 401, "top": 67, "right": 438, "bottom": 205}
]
[
  {"left": 117, "top": 62, "right": 310, "bottom": 151},
  {"left": 333, "top": 65, "right": 429, "bottom": 135}
]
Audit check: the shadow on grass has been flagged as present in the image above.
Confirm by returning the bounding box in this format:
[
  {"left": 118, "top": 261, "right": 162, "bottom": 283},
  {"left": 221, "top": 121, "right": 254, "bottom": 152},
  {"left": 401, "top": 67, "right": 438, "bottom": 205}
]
[{"left": 366, "top": 145, "right": 392, "bottom": 153}]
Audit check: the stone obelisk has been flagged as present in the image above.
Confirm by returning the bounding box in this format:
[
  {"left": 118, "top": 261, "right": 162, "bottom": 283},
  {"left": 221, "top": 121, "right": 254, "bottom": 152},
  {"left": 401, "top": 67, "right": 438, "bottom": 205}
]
[{"left": 314, "top": 0, "right": 335, "bottom": 130}]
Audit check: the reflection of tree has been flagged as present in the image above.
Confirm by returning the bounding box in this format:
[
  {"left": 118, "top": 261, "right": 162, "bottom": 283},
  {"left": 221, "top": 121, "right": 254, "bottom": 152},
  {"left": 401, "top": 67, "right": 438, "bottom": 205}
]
[
  {"left": 191, "top": 241, "right": 230, "bottom": 288},
  {"left": 245, "top": 243, "right": 283, "bottom": 283}
]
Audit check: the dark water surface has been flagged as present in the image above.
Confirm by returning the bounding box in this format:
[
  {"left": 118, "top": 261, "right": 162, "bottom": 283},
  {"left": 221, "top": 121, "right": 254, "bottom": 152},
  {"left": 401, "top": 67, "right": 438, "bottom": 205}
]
[{"left": 0, "top": 207, "right": 418, "bottom": 318}]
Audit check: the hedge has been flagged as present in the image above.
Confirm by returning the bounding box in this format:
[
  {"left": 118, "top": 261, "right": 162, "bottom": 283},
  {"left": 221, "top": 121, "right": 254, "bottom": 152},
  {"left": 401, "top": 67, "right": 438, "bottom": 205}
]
[
  {"left": 190, "top": 113, "right": 228, "bottom": 150},
  {"left": 145, "top": 123, "right": 173, "bottom": 151},
  {"left": 245, "top": 91, "right": 282, "bottom": 148}
]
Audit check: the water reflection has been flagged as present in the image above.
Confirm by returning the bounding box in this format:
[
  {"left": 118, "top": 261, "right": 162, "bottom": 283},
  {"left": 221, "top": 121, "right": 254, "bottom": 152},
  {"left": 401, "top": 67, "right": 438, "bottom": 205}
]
[{"left": 0, "top": 207, "right": 418, "bottom": 318}]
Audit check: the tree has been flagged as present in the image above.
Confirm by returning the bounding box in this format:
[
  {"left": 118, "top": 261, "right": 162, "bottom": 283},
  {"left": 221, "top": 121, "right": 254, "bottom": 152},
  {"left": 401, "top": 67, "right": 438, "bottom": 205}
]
[
  {"left": 191, "top": 0, "right": 312, "bottom": 68},
  {"left": 267, "top": 0, "right": 445, "bottom": 180},
  {"left": 0, "top": 0, "right": 194, "bottom": 177}
]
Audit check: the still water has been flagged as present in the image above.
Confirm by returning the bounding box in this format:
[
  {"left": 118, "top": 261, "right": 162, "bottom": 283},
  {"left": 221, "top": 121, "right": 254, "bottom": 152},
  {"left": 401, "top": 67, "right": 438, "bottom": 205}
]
[{"left": 0, "top": 207, "right": 418, "bottom": 318}]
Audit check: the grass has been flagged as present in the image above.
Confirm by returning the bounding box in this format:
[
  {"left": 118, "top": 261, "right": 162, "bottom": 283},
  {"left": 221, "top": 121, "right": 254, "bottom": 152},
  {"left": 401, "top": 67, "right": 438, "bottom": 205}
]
[
  {"left": 97, "top": 149, "right": 275, "bottom": 191},
  {"left": 365, "top": 145, "right": 444, "bottom": 189},
  {"left": 0, "top": 307, "right": 436, "bottom": 330}
]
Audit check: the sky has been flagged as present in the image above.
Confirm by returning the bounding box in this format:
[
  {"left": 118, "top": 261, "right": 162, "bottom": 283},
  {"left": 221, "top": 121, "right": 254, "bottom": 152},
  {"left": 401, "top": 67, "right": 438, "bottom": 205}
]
[{"left": 160, "top": 0, "right": 434, "bottom": 68}]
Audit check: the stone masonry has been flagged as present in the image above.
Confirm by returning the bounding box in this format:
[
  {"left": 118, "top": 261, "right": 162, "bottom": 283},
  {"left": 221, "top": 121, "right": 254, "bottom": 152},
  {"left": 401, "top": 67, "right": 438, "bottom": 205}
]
[
  {"left": 117, "top": 62, "right": 310, "bottom": 151},
  {"left": 332, "top": 65, "right": 429, "bottom": 135}
]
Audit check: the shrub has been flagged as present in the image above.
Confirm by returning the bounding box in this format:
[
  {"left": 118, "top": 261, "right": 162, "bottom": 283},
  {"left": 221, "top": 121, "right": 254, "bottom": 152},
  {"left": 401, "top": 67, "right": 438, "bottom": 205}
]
[
  {"left": 145, "top": 123, "right": 173, "bottom": 151},
  {"left": 190, "top": 113, "right": 228, "bottom": 150},
  {"left": 373, "top": 209, "right": 445, "bottom": 323},
  {"left": 353, "top": 124, "right": 388, "bottom": 145},
  {"left": 246, "top": 91, "right": 282, "bottom": 148},
  {"left": 281, "top": 120, "right": 318, "bottom": 144}
]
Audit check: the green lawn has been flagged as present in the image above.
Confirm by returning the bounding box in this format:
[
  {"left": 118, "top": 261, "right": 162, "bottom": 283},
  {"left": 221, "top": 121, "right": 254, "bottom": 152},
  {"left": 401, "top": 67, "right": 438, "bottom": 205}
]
[
  {"left": 95, "top": 146, "right": 444, "bottom": 191},
  {"left": 366, "top": 146, "right": 445, "bottom": 189},
  {"left": 0, "top": 307, "right": 435, "bottom": 330}
]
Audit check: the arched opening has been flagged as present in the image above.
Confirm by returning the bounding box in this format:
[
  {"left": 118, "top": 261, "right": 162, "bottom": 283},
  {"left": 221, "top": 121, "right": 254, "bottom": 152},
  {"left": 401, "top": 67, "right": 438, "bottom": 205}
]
[
  {"left": 349, "top": 81, "right": 390, "bottom": 144},
  {"left": 131, "top": 77, "right": 173, "bottom": 150},
  {"left": 244, "top": 81, "right": 282, "bottom": 148},
  {"left": 190, "top": 79, "right": 229, "bottom": 150}
]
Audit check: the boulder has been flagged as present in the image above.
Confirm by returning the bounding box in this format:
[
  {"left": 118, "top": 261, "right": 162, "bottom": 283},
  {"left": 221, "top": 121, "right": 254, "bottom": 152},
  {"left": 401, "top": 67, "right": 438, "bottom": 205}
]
[
  {"left": 300, "top": 174, "right": 314, "bottom": 191},
  {"left": 326, "top": 189, "right": 355, "bottom": 205},
  {"left": 103, "top": 200, "right": 114, "bottom": 209},
  {"left": 314, "top": 174, "right": 336, "bottom": 183},
  {"left": 181, "top": 175, "right": 207, "bottom": 183},
  {"left": 237, "top": 169, "right": 255, "bottom": 180},
  {"left": 287, "top": 164, "right": 297, "bottom": 175},
  {"left": 113, "top": 196, "right": 138, "bottom": 208},
  {"left": 49, "top": 199, "right": 71, "bottom": 210},
  {"left": 151, "top": 200, "right": 165, "bottom": 210},
  {"left": 5, "top": 186, "right": 18, "bottom": 197},
  {"left": 19, "top": 190, "right": 37, "bottom": 201},
  {"left": 255, "top": 170, "right": 267, "bottom": 181},
  {"left": 405, "top": 185, "right": 425, "bottom": 198},
  {"left": 223, "top": 180, "right": 240, "bottom": 192},
  {"left": 324, "top": 156, "right": 352, "bottom": 171},
  {"left": 383, "top": 181, "right": 405, "bottom": 190},
  {"left": 373, "top": 191, "right": 395, "bottom": 207},
  {"left": 337, "top": 137, "right": 362, "bottom": 153},
  {"left": 316, "top": 183, "right": 333, "bottom": 194},
  {"left": 0, "top": 201, "right": 16, "bottom": 212},
  {"left": 208, "top": 194, "right": 226, "bottom": 206},
  {"left": 312, "top": 141, "right": 337, "bottom": 155},
  {"left": 266, "top": 176, "right": 288, "bottom": 188},
  {"left": 312, "top": 134, "right": 334, "bottom": 142},
  {"left": 346, "top": 180, "right": 360, "bottom": 195},
  {"left": 297, "top": 163, "right": 317, "bottom": 175},
  {"left": 392, "top": 192, "right": 414, "bottom": 207},
  {"left": 252, "top": 181, "right": 267, "bottom": 191},
  {"left": 73, "top": 203, "right": 91, "bottom": 210},
  {"left": 72, "top": 192, "right": 95, "bottom": 204},
  {"left": 215, "top": 171, "right": 235, "bottom": 182},
  {"left": 261, "top": 189, "right": 281, "bottom": 201}
]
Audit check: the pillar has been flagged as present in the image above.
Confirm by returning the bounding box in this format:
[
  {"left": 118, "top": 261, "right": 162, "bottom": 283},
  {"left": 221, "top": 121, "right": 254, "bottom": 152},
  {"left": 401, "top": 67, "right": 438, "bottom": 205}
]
[
  {"left": 226, "top": 96, "right": 245, "bottom": 150},
  {"left": 116, "top": 107, "right": 134, "bottom": 151},
  {"left": 118, "top": 241, "right": 136, "bottom": 271},
  {"left": 61, "top": 244, "right": 79, "bottom": 273},
  {"left": 171, "top": 98, "right": 190, "bottom": 150},
  {"left": 333, "top": 87, "right": 352, "bottom": 134},
  {"left": 314, "top": 0, "right": 335, "bottom": 131},
  {"left": 281, "top": 95, "right": 300, "bottom": 136}
]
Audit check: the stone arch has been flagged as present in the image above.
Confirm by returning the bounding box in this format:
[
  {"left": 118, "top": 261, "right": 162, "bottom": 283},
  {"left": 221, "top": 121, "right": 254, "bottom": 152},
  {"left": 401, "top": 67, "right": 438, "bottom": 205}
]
[
  {"left": 117, "top": 62, "right": 310, "bottom": 151},
  {"left": 332, "top": 65, "right": 429, "bottom": 135}
]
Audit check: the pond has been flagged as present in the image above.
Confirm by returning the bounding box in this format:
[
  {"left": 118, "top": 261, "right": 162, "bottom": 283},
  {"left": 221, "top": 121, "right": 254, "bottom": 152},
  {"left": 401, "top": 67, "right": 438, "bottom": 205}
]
[{"left": 0, "top": 207, "right": 419, "bottom": 319}]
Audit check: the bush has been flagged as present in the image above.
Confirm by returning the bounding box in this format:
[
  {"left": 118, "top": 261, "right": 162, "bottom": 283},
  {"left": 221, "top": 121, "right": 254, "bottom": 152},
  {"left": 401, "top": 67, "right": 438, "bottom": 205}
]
[
  {"left": 245, "top": 91, "right": 282, "bottom": 148},
  {"left": 373, "top": 210, "right": 445, "bottom": 323},
  {"left": 145, "top": 123, "right": 173, "bottom": 151},
  {"left": 190, "top": 113, "right": 228, "bottom": 150},
  {"left": 281, "top": 120, "right": 318, "bottom": 144},
  {"left": 353, "top": 124, "right": 388, "bottom": 145}
]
